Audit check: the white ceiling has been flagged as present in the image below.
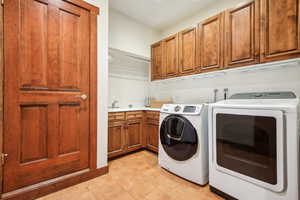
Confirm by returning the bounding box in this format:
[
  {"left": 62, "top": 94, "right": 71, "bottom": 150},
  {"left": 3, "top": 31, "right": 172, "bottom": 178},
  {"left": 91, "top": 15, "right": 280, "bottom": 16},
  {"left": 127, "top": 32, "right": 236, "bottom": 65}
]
[{"left": 109, "top": 0, "right": 219, "bottom": 30}]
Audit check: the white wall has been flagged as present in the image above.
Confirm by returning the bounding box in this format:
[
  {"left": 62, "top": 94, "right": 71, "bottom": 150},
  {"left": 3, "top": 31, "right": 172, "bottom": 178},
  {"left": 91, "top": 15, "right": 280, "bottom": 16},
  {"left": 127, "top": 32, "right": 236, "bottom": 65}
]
[
  {"left": 160, "top": 0, "right": 248, "bottom": 38},
  {"left": 109, "top": 9, "right": 160, "bottom": 58},
  {"left": 85, "top": 0, "right": 108, "bottom": 168},
  {"left": 150, "top": 62, "right": 300, "bottom": 103},
  {"left": 108, "top": 49, "right": 150, "bottom": 108},
  {"left": 109, "top": 77, "right": 149, "bottom": 108}
]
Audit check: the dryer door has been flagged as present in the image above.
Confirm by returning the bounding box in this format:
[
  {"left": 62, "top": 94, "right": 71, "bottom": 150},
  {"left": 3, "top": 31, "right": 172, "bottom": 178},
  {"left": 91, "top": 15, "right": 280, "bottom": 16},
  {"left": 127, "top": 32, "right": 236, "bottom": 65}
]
[
  {"left": 212, "top": 108, "right": 284, "bottom": 192},
  {"left": 160, "top": 115, "right": 198, "bottom": 161}
]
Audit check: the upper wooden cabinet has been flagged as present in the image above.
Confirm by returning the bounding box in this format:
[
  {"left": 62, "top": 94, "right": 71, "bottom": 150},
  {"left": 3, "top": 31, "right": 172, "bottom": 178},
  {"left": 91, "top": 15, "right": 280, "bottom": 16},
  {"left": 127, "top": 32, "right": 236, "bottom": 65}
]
[
  {"left": 224, "top": 0, "right": 260, "bottom": 68},
  {"left": 261, "top": 0, "right": 300, "bottom": 62},
  {"left": 151, "top": 41, "right": 164, "bottom": 80},
  {"left": 150, "top": 0, "right": 300, "bottom": 81},
  {"left": 163, "top": 33, "right": 179, "bottom": 77},
  {"left": 198, "top": 13, "right": 224, "bottom": 72},
  {"left": 179, "top": 27, "right": 197, "bottom": 75}
]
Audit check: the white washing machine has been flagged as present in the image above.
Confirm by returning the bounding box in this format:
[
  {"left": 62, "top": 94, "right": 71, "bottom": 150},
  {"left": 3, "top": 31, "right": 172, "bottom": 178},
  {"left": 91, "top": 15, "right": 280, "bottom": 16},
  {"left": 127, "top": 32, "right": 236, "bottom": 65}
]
[
  {"left": 158, "top": 104, "right": 209, "bottom": 185},
  {"left": 208, "top": 92, "right": 300, "bottom": 200}
]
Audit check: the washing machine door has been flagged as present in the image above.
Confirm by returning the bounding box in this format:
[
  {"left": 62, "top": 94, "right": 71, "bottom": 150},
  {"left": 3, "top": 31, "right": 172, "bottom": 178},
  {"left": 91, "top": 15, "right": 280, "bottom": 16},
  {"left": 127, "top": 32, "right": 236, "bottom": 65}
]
[{"left": 160, "top": 115, "right": 198, "bottom": 161}]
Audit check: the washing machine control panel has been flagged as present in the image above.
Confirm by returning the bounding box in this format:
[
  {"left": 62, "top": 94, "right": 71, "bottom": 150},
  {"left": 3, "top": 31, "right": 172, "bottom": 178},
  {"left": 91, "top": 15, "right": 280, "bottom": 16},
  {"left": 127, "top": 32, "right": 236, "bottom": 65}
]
[
  {"left": 161, "top": 104, "right": 203, "bottom": 115},
  {"left": 174, "top": 106, "right": 181, "bottom": 112},
  {"left": 183, "top": 106, "right": 197, "bottom": 113}
]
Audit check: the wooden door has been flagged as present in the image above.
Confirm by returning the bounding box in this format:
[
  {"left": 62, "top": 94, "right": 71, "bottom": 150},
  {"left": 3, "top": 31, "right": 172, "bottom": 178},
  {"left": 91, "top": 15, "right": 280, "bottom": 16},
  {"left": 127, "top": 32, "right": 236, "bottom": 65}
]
[
  {"left": 224, "top": 0, "right": 260, "bottom": 68},
  {"left": 261, "top": 0, "right": 300, "bottom": 62},
  {"left": 126, "top": 120, "right": 143, "bottom": 152},
  {"left": 108, "top": 122, "right": 126, "bottom": 158},
  {"left": 163, "top": 34, "right": 178, "bottom": 78},
  {"left": 4, "top": 0, "right": 91, "bottom": 192},
  {"left": 198, "top": 13, "right": 224, "bottom": 72},
  {"left": 179, "top": 27, "right": 197, "bottom": 75},
  {"left": 151, "top": 41, "right": 164, "bottom": 80},
  {"left": 146, "top": 120, "right": 159, "bottom": 153}
]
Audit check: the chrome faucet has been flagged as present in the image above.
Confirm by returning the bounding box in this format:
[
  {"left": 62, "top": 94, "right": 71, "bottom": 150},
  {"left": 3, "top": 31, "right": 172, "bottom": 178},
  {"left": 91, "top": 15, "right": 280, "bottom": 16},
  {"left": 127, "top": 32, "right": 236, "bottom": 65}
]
[
  {"left": 224, "top": 88, "right": 229, "bottom": 100},
  {"left": 111, "top": 100, "right": 119, "bottom": 108},
  {"left": 213, "top": 89, "right": 218, "bottom": 103}
]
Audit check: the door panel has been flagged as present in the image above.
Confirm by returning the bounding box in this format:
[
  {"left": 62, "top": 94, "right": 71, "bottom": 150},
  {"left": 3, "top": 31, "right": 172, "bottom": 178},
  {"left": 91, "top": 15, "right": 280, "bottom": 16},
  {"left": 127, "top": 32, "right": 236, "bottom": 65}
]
[
  {"left": 151, "top": 41, "right": 164, "bottom": 80},
  {"left": 164, "top": 34, "right": 178, "bottom": 77},
  {"left": 146, "top": 121, "right": 159, "bottom": 152},
  {"left": 59, "top": 9, "right": 80, "bottom": 89},
  {"left": 20, "top": 105, "right": 48, "bottom": 164},
  {"left": 58, "top": 104, "right": 80, "bottom": 155},
  {"left": 20, "top": 0, "right": 48, "bottom": 89},
  {"left": 179, "top": 28, "right": 197, "bottom": 75},
  {"left": 4, "top": 0, "right": 90, "bottom": 192},
  {"left": 225, "top": 0, "right": 260, "bottom": 68},
  {"left": 126, "top": 120, "right": 143, "bottom": 152},
  {"left": 108, "top": 122, "right": 125, "bottom": 158},
  {"left": 198, "top": 13, "right": 224, "bottom": 72},
  {"left": 261, "top": 0, "right": 300, "bottom": 62}
]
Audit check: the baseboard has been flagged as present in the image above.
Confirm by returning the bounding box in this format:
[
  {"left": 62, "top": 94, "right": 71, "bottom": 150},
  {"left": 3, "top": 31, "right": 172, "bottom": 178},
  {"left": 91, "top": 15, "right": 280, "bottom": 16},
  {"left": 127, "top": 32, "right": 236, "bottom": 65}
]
[
  {"left": 1, "top": 166, "right": 109, "bottom": 200},
  {"left": 146, "top": 146, "right": 158, "bottom": 153}
]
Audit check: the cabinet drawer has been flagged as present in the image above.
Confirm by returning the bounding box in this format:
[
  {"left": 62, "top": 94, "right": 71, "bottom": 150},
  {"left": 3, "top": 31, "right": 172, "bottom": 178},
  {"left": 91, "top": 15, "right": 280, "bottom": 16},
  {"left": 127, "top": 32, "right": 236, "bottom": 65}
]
[
  {"left": 108, "top": 112, "right": 125, "bottom": 121},
  {"left": 146, "top": 111, "right": 160, "bottom": 120},
  {"left": 126, "top": 111, "right": 143, "bottom": 120},
  {"left": 147, "top": 119, "right": 159, "bottom": 126}
]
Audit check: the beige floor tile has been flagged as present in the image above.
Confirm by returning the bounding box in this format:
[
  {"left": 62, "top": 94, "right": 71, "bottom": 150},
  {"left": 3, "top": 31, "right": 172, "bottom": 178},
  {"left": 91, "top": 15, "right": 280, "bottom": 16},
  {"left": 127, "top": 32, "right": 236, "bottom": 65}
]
[
  {"left": 145, "top": 188, "right": 173, "bottom": 200},
  {"left": 39, "top": 151, "right": 223, "bottom": 200}
]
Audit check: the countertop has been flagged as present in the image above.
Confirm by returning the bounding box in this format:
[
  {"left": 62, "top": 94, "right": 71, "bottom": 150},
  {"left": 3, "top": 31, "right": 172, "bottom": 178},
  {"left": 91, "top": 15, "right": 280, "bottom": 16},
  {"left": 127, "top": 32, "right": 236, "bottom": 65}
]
[{"left": 108, "top": 107, "right": 161, "bottom": 113}]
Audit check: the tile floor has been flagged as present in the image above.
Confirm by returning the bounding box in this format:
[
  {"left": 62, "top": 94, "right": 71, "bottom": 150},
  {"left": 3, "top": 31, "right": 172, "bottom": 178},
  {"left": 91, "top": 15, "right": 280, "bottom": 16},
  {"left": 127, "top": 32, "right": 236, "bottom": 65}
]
[{"left": 39, "top": 151, "right": 224, "bottom": 200}]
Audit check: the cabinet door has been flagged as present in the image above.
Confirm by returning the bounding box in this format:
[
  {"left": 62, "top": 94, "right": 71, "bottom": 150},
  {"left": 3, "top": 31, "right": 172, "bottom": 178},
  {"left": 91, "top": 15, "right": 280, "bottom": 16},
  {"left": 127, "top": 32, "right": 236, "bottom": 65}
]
[
  {"left": 146, "top": 120, "right": 159, "bottom": 153},
  {"left": 224, "top": 0, "right": 260, "bottom": 68},
  {"left": 108, "top": 122, "right": 126, "bottom": 158},
  {"left": 261, "top": 0, "right": 300, "bottom": 62},
  {"left": 151, "top": 41, "right": 164, "bottom": 80},
  {"left": 198, "top": 13, "right": 224, "bottom": 72},
  {"left": 126, "top": 120, "right": 143, "bottom": 152},
  {"left": 164, "top": 34, "right": 179, "bottom": 78},
  {"left": 179, "top": 27, "right": 197, "bottom": 75}
]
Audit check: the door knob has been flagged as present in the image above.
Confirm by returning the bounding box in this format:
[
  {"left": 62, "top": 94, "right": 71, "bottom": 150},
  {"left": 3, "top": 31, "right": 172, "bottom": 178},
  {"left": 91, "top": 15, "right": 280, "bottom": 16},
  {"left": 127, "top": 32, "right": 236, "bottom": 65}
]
[{"left": 80, "top": 94, "right": 88, "bottom": 100}]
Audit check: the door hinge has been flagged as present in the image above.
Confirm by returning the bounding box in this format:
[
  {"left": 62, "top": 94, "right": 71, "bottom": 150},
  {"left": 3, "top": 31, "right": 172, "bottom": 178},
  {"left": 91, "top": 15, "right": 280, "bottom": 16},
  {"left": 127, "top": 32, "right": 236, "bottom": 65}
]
[{"left": 1, "top": 153, "right": 7, "bottom": 165}]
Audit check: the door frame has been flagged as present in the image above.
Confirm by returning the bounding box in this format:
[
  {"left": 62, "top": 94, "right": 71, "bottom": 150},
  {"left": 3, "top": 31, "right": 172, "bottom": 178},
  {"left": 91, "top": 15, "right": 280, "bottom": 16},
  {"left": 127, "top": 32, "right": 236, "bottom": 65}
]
[
  {"left": 1, "top": 0, "right": 101, "bottom": 198},
  {"left": 0, "top": 2, "right": 3, "bottom": 196}
]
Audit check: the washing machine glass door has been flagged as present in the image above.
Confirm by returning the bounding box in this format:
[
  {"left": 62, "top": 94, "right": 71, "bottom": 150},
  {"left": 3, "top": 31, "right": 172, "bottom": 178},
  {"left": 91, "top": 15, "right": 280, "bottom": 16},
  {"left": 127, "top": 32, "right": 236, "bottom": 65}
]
[{"left": 160, "top": 115, "right": 198, "bottom": 161}]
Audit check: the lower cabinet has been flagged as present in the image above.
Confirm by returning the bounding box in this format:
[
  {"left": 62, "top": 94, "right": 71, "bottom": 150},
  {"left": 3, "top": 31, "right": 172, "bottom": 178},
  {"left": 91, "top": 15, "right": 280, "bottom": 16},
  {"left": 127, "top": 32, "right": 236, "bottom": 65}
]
[
  {"left": 146, "top": 120, "right": 159, "bottom": 152},
  {"left": 108, "top": 111, "right": 160, "bottom": 159},
  {"left": 126, "top": 119, "right": 143, "bottom": 152},
  {"left": 108, "top": 121, "right": 126, "bottom": 158},
  {"left": 145, "top": 111, "right": 160, "bottom": 153}
]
